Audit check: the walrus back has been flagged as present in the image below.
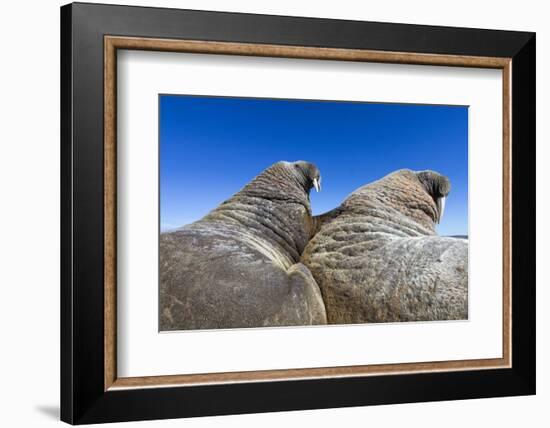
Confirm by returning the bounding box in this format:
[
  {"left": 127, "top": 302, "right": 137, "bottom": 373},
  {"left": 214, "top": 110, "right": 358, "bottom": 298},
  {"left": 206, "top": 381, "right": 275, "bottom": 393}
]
[
  {"left": 304, "top": 227, "right": 467, "bottom": 323},
  {"left": 160, "top": 221, "right": 326, "bottom": 330}
]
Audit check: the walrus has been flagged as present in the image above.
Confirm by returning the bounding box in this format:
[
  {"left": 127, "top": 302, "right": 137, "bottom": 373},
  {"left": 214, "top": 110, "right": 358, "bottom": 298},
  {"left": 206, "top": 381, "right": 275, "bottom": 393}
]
[
  {"left": 160, "top": 161, "right": 327, "bottom": 330},
  {"left": 301, "top": 169, "right": 468, "bottom": 324}
]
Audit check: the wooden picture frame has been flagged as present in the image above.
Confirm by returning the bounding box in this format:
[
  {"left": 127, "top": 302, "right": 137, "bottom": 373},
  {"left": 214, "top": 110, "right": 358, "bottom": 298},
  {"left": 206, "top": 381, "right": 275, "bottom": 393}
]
[{"left": 61, "top": 2, "right": 535, "bottom": 424}]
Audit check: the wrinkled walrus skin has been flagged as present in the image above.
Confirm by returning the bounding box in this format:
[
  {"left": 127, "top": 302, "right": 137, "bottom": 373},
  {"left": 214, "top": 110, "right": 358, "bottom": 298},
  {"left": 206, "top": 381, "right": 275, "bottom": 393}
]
[
  {"left": 301, "top": 169, "right": 468, "bottom": 324},
  {"left": 160, "top": 161, "right": 327, "bottom": 331}
]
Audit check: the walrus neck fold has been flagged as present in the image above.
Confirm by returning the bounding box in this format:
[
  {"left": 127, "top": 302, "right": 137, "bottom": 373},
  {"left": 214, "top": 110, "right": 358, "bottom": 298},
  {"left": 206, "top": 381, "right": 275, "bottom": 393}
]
[
  {"left": 204, "top": 163, "right": 315, "bottom": 264},
  {"left": 338, "top": 170, "right": 440, "bottom": 236}
]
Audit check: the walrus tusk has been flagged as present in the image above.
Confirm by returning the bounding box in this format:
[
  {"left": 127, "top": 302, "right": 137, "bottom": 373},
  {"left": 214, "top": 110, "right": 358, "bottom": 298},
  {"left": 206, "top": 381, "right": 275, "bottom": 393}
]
[
  {"left": 313, "top": 178, "right": 321, "bottom": 192},
  {"left": 436, "top": 196, "right": 446, "bottom": 223}
]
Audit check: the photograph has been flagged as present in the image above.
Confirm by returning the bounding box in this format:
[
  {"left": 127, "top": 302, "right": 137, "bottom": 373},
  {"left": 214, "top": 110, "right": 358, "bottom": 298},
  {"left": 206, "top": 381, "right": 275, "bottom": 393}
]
[{"left": 159, "top": 95, "right": 469, "bottom": 331}]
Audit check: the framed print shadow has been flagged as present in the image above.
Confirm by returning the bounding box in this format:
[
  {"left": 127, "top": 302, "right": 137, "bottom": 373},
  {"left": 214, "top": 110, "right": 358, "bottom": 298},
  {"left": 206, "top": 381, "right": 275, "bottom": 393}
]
[{"left": 60, "top": 2, "right": 536, "bottom": 425}]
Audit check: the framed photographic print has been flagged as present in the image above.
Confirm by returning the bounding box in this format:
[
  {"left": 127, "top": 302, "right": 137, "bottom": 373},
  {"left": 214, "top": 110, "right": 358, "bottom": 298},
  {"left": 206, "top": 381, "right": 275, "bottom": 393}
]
[{"left": 60, "top": 2, "right": 536, "bottom": 424}]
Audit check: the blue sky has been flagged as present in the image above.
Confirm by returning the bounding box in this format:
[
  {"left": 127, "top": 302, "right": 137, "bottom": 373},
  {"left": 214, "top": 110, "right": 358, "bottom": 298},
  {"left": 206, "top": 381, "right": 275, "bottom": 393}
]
[{"left": 160, "top": 95, "right": 468, "bottom": 236}]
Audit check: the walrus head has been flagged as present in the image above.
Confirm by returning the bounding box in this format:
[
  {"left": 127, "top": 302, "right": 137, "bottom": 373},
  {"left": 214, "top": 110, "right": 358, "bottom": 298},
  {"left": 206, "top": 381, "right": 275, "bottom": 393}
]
[
  {"left": 416, "top": 170, "right": 451, "bottom": 224},
  {"left": 330, "top": 169, "right": 451, "bottom": 233},
  {"left": 232, "top": 160, "right": 321, "bottom": 212},
  {"left": 291, "top": 161, "right": 322, "bottom": 193}
]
